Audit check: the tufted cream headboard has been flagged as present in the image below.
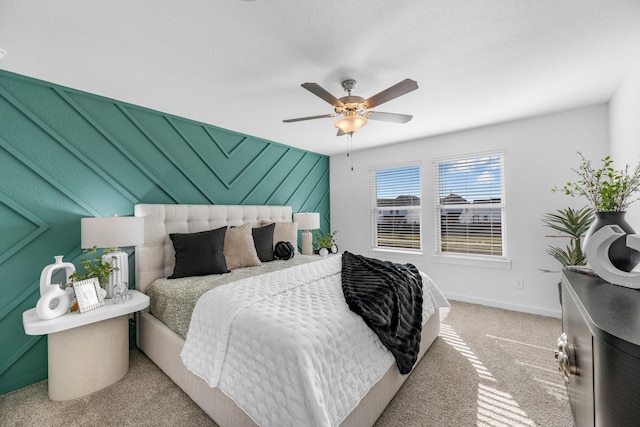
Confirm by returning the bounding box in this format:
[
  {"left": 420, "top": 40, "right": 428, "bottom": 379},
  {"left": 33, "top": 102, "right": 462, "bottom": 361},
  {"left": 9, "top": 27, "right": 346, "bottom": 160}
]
[{"left": 134, "top": 204, "right": 293, "bottom": 293}]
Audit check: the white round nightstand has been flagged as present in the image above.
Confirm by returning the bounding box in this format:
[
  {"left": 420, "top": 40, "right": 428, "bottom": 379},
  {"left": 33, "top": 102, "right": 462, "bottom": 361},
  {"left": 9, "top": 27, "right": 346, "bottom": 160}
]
[{"left": 23, "top": 290, "right": 149, "bottom": 401}]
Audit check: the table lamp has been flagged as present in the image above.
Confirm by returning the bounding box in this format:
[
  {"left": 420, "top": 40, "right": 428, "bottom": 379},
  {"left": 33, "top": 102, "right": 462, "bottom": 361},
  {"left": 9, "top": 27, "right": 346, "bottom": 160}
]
[
  {"left": 293, "top": 212, "right": 320, "bottom": 255},
  {"left": 81, "top": 215, "right": 144, "bottom": 298}
]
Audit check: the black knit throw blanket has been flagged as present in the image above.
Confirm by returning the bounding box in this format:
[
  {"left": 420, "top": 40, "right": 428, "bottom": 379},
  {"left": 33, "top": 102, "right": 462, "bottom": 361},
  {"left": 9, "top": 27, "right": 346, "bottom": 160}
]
[{"left": 341, "top": 251, "right": 423, "bottom": 374}]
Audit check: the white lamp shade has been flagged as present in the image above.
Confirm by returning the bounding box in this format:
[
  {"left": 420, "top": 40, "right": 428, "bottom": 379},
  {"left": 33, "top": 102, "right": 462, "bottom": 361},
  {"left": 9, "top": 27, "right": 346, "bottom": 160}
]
[
  {"left": 81, "top": 216, "right": 144, "bottom": 249},
  {"left": 334, "top": 114, "right": 368, "bottom": 134},
  {"left": 293, "top": 212, "right": 320, "bottom": 231}
]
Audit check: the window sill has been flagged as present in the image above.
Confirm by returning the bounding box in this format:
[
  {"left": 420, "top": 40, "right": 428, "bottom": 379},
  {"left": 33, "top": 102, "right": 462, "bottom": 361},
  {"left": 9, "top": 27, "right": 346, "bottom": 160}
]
[
  {"left": 369, "top": 248, "right": 423, "bottom": 258},
  {"left": 431, "top": 253, "right": 512, "bottom": 270}
]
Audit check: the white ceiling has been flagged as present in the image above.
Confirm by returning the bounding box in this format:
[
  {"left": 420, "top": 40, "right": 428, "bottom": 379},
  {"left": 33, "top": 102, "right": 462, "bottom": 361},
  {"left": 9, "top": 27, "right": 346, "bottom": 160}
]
[{"left": 1, "top": 1, "right": 640, "bottom": 156}]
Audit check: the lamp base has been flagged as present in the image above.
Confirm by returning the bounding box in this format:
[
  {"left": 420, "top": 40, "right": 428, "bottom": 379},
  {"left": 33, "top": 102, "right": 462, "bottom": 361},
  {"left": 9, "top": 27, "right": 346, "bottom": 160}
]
[
  {"left": 301, "top": 231, "right": 313, "bottom": 256},
  {"left": 103, "top": 251, "right": 128, "bottom": 299}
]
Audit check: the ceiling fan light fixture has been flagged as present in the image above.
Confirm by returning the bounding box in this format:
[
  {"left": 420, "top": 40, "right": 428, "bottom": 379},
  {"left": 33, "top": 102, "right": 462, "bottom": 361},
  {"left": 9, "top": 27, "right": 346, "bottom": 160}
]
[
  {"left": 334, "top": 115, "right": 368, "bottom": 134},
  {"left": 284, "top": 78, "right": 417, "bottom": 137}
]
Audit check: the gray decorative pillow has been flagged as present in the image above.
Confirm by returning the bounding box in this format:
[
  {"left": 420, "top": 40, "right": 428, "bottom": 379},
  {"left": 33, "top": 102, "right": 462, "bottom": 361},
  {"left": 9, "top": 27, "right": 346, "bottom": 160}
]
[
  {"left": 168, "top": 226, "right": 228, "bottom": 279},
  {"left": 224, "top": 223, "right": 262, "bottom": 270}
]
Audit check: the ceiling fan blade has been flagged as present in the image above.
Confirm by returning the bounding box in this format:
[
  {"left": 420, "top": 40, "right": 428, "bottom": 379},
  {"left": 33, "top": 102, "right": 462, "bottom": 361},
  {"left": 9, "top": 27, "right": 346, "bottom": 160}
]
[
  {"left": 367, "top": 111, "right": 413, "bottom": 123},
  {"left": 336, "top": 128, "right": 346, "bottom": 137},
  {"left": 301, "top": 83, "right": 344, "bottom": 107},
  {"left": 364, "top": 79, "right": 418, "bottom": 108},
  {"left": 283, "top": 113, "right": 336, "bottom": 123}
]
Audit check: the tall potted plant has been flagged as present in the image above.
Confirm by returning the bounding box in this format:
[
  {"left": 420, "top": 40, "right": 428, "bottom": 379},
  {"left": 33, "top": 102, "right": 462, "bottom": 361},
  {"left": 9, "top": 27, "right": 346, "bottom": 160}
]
[{"left": 555, "top": 152, "right": 640, "bottom": 271}]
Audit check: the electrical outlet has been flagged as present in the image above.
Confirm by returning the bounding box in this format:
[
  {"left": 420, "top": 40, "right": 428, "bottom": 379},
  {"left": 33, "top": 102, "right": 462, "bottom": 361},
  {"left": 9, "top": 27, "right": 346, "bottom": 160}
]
[{"left": 514, "top": 278, "right": 524, "bottom": 289}]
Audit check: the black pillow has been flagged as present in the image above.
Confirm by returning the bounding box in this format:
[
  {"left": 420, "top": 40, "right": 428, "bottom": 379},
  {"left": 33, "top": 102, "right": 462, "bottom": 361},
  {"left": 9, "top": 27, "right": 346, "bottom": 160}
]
[
  {"left": 168, "top": 226, "right": 229, "bottom": 279},
  {"left": 274, "top": 241, "right": 295, "bottom": 260},
  {"left": 252, "top": 223, "right": 275, "bottom": 262}
]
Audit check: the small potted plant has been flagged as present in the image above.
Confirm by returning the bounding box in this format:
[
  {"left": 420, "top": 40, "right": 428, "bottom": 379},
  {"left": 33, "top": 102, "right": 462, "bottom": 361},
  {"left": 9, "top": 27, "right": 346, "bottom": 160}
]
[
  {"left": 542, "top": 206, "right": 594, "bottom": 268},
  {"left": 61, "top": 247, "right": 117, "bottom": 310},
  {"left": 67, "top": 246, "right": 118, "bottom": 290},
  {"left": 542, "top": 206, "right": 594, "bottom": 305},
  {"left": 313, "top": 230, "right": 338, "bottom": 256},
  {"left": 555, "top": 152, "right": 640, "bottom": 271}
]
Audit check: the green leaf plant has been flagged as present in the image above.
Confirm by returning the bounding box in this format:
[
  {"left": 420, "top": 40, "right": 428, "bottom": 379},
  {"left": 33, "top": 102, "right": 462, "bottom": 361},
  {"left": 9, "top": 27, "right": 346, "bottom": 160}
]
[
  {"left": 553, "top": 152, "right": 640, "bottom": 212},
  {"left": 542, "top": 206, "right": 594, "bottom": 268},
  {"left": 313, "top": 230, "right": 338, "bottom": 249},
  {"left": 67, "top": 246, "right": 118, "bottom": 289}
]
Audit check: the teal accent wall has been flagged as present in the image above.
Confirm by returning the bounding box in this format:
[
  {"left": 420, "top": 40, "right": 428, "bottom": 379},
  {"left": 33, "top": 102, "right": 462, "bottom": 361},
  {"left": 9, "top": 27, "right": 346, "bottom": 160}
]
[{"left": 0, "top": 70, "right": 330, "bottom": 394}]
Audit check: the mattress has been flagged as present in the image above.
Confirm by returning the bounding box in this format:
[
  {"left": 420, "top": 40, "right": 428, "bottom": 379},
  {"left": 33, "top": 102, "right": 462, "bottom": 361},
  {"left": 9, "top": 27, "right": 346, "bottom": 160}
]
[{"left": 148, "top": 254, "right": 321, "bottom": 338}]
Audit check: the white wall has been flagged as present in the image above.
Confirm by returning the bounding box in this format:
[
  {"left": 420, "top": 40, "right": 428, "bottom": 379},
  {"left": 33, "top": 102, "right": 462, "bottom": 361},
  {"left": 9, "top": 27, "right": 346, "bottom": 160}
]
[
  {"left": 610, "top": 58, "right": 640, "bottom": 228},
  {"left": 331, "top": 105, "right": 608, "bottom": 317}
]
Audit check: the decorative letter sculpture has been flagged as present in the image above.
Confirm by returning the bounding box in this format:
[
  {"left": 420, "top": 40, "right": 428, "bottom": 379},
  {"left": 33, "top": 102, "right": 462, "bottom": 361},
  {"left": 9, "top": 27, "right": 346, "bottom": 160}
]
[{"left": 584, "top": 225, "right": 640, "bottom": 288}]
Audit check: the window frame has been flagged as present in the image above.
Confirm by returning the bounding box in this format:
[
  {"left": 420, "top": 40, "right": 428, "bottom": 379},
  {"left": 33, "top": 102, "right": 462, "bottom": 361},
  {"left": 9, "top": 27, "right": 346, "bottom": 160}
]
[
  {"left": 370, "top": 162, "right": 422, "bottom": 253},
  {"left": 433, "top": 151, "right": 507, "bottom": 261}
]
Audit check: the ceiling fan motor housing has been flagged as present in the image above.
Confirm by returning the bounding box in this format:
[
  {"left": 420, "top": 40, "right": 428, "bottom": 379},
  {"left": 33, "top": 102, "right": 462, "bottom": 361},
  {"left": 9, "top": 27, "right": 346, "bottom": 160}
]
[{"left": 335, "top": 95, "right": 366, "bottom": 114}]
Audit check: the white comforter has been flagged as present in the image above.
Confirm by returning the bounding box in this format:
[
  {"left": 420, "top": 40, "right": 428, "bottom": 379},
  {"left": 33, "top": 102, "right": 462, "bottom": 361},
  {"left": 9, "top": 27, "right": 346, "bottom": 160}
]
[{"left": 181, "top": 255, "right": 449, "bottom": 427}]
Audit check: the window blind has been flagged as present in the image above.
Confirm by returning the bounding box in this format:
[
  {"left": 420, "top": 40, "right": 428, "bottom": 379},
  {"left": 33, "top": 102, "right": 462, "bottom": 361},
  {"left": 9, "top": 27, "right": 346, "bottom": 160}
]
[
  {"left": 435, "top": 153, "right": 505, "bottom": 256},
  {"left": 370, "top": 164, "right": 421, "bottom": 251}
]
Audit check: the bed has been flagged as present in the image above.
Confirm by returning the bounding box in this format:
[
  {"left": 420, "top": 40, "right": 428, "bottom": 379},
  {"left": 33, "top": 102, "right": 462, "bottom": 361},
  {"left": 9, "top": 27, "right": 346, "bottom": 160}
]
[{"left": 134, "top": 204, "right": 449, "bottom": 427}]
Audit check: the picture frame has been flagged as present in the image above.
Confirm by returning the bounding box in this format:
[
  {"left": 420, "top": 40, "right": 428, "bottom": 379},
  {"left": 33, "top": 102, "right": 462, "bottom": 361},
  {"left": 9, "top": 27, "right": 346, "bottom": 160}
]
[{"left": 72, "top": 277, "right": 105, "bottom": 313}]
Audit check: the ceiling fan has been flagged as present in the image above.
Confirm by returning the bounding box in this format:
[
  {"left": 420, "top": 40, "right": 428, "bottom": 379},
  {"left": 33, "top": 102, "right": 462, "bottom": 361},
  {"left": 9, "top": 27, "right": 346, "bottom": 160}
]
[{"left": 283, "top": 78, "right": 419, "bottom": 136}]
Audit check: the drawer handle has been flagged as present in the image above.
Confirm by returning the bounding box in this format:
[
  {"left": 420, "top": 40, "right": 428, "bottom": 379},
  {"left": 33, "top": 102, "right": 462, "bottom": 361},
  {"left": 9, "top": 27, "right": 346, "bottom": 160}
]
[{"left": 555, "top": 333, "right": 578, "bottom": 384}]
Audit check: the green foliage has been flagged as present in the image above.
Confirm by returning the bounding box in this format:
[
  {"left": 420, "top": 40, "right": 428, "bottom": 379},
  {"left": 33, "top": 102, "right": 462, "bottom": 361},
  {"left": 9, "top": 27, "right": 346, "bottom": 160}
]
[
  {"left": 542, "top": 206, "right": 594, "bottom": 267},
  {"left": 554, "top": 152, "right": 640, "bottom": 211},
  {"left": 313, "top": 230, "right": 338, "bottom": 249},
  {"left": 67, "top": 246, "right": 118, "bottom": 288}
]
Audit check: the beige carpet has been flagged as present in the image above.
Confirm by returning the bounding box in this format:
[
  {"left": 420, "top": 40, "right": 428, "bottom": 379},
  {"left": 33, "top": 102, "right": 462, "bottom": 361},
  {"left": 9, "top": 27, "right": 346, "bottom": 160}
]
[{"left": 0, "top": 301, "right": 573, "bottom": 426}]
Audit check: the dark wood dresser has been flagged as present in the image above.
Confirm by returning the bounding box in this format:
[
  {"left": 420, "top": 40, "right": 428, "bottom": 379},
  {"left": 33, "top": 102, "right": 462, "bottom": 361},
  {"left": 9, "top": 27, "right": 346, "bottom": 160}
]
[{"left": 559, "top": 270, "right": 640, "bottom": 427}]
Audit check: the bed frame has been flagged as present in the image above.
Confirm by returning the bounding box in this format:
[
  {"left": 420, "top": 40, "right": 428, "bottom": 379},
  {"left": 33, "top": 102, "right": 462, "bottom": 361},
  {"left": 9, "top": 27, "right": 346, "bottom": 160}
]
[{"left": 134, "top": 204, "right": 441, "bottom": 427}]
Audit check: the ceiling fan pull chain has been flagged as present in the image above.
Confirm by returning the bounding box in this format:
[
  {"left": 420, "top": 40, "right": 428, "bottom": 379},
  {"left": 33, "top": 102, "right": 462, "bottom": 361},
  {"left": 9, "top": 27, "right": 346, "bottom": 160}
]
[{"left": 348, "top": 133, "right": 354, "bottom": 171}]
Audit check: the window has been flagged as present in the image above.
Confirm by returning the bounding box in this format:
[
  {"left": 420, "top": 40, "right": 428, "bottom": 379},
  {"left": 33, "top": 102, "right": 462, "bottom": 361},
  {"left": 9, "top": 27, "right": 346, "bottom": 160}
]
[
  {"left": 435, "top": 152, "right": 505, "bottom": 257},
  {"left": 370, "top": 164, "right": 421, "bottom": 251}
]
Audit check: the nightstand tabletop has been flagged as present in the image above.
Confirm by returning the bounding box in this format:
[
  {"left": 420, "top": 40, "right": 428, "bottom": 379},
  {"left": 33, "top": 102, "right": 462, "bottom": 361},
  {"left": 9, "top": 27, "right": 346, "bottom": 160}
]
[{"left": 23, "top": 289, "right": 149, "bottom": 335}]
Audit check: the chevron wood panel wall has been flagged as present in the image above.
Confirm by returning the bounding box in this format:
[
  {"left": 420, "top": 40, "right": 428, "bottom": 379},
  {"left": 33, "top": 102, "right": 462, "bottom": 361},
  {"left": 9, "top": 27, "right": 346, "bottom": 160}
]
[{"left": 0, "top": 70, "right": 330, "bottom": 394}]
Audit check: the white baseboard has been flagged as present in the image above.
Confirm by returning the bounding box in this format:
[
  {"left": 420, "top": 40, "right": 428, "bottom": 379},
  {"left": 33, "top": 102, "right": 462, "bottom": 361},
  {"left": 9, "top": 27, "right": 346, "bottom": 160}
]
[{"left": 443, "top": 292, "right": 562, "bottom": 319}]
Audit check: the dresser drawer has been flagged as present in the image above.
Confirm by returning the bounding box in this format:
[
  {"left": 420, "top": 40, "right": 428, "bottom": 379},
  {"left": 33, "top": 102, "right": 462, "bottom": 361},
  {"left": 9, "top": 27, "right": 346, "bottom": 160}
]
[
  {"left": 593, "top": 338, "right": 640, "bottom": 426},
  {"left": 561, "top": 278, "right": 594, "bottom": 427}
]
